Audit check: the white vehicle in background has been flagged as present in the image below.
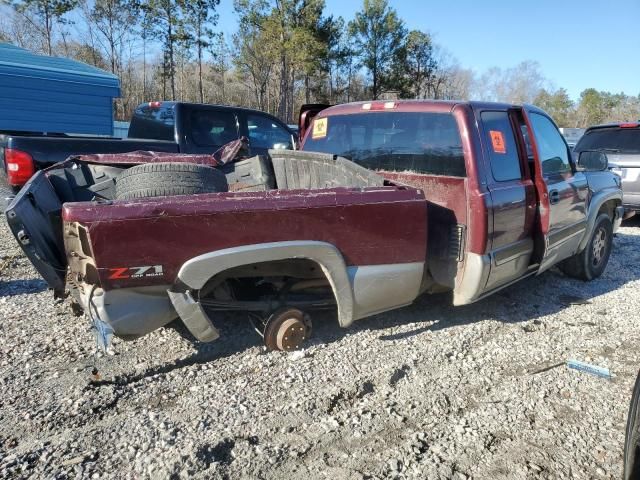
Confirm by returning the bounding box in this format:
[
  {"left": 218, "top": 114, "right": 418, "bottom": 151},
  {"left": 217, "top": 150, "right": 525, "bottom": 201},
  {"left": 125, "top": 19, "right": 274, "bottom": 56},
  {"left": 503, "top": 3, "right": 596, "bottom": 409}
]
[{"left": 559, "top": 127, "right": 586, "bottom": 149}]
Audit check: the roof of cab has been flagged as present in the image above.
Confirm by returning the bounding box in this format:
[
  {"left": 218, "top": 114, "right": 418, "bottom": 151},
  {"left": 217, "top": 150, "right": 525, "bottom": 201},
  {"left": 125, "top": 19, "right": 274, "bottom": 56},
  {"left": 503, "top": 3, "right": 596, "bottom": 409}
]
[
  {"left": 317, "top": 99, "right": 533, "bottom": 117},
  {"left": 586, "top": 122, "right": 640, "bottom": 131},
  {"left": 139, "top": 101, "right": 290, "bottom": 117}
]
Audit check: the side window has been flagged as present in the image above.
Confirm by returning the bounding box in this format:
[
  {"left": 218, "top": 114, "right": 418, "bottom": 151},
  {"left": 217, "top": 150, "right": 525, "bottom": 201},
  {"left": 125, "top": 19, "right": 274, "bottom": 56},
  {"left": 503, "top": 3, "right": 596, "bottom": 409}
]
[
  {"left": 190, "top": 110, "right": 238, "bottom": 147},
  {"left": 247, "top": 114, "right": 292, "bottom": 149},
  {"left": 529, "top": 113, "right": 571, "bottom": 175},
  {"left": 480, "top": 111, "right": 522, "bottom": 182}
]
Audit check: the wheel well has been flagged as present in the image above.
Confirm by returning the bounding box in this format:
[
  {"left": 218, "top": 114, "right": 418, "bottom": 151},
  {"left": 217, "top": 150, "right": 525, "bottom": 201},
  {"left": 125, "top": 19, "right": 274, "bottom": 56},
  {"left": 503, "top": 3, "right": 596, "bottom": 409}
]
[
  {"left": 598, "top": 199, "right": 619, "bottom": 220},
  {"left": 198, "top": 258, "right": 334, "bottom": 303}
]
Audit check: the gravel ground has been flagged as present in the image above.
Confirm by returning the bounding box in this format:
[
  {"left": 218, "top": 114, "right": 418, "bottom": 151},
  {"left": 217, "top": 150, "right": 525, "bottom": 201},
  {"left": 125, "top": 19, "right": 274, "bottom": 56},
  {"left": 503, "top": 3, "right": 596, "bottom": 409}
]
[{"left": 1, "top": 215, "right": 640, "bottom": 480}]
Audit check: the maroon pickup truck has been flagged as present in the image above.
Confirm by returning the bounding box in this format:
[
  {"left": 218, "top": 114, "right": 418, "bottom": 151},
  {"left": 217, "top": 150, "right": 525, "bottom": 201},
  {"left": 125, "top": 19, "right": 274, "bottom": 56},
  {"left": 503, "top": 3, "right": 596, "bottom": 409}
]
[{"left": 5, "top": 100, "right": 623, "bottom": 352}]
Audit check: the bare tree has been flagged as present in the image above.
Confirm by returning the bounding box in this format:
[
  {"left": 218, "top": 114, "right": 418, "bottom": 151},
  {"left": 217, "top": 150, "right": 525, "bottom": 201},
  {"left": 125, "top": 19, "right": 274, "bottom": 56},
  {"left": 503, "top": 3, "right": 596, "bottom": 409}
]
[
  {"left": 477, "top": 60, "right": 545, "bottom": 104},
  {"left": 7, "top": 0, "right": 78, "bottom": 55}
]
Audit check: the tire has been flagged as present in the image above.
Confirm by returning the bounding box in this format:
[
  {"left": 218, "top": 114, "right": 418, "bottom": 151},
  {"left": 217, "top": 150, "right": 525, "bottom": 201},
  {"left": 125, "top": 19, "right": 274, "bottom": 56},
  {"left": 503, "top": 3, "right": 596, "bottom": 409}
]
[
  {"left": 115, "top": 162, "right": 228, "bottom": 200},
  {"left": 559, "top": 213, "right": 613, "bottom": 281},
  {"left": 625, "top": 371, "right": 640, "bottom": 480}
]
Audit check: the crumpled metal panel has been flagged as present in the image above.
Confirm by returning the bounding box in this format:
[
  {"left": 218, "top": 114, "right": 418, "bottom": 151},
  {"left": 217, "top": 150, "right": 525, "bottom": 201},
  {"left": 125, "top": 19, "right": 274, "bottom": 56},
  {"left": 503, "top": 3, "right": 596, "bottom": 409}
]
[{"left": 74, "top": 137, "right": 251, "bottom": 167}]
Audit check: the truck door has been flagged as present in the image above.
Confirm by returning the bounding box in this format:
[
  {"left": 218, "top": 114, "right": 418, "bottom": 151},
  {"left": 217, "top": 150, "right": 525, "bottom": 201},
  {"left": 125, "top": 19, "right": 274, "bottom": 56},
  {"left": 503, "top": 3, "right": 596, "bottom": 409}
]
[
  {"left": 480, "top": 109, "right": 536, "bottom": 292},
  {"left": 521, "top": 107, "right": 589, "bottom": 272},
  {"left": 238, "top": 111, "right": 297, "bottom": 156}
]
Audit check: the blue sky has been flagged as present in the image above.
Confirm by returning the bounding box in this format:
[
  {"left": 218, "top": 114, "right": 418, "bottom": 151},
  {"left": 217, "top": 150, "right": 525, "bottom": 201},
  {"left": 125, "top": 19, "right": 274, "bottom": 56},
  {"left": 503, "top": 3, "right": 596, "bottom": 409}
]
[{"left": 216, "top": 0, "right": 640, "bottom": 101}]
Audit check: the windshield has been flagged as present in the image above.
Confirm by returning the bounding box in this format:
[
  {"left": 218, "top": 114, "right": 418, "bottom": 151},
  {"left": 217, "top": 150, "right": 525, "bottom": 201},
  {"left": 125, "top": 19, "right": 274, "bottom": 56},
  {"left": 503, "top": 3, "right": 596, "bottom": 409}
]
[
  {"left": 302, "top": 111, "right": 466, "bottom": 177},
  {"left": 575, "top": 127, "right": 640, "bottom": 153}
]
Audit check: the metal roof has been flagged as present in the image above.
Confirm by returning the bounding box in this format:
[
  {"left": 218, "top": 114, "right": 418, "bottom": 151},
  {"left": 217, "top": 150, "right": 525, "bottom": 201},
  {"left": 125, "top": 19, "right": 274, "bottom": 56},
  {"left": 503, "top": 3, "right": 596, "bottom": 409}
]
[
  {"left": 0, "top": 43, "right": 120, "bottom": 135},
  {"left": 0, "top": 43, "right": 120, "bottom": 89}
]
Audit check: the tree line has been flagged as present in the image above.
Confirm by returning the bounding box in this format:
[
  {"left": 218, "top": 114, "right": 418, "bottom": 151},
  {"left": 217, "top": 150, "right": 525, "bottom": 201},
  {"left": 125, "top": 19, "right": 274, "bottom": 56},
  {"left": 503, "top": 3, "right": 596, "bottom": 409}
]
[{"left": 1, "top": 0, "right": 638, "bottom": 126}]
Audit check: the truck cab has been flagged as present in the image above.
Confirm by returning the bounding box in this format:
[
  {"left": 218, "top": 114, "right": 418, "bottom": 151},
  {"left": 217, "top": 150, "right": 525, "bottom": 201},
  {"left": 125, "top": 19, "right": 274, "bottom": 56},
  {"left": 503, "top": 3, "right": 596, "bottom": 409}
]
[
  {"left": 1, "top": 102, "right": 297, "bottom": 190},
  {"left": 129, "top": 102, "right": 297, "bottom": 156},
  {"left": 300, "top": 101, "right": 623, "bottom": 304}
]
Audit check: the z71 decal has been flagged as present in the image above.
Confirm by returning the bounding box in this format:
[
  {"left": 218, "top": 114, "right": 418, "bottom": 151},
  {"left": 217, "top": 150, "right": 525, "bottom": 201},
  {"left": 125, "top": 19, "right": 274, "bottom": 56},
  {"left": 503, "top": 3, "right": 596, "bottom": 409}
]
[{"left": 108, "top": 265, "right": 164, "bottom": 280}]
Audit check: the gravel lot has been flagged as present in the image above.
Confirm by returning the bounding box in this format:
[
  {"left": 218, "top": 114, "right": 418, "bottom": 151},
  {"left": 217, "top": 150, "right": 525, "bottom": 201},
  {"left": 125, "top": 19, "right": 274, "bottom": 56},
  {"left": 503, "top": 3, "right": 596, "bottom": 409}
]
[{"left": 1, "top": 214, "right": 640, "bottom": 479}]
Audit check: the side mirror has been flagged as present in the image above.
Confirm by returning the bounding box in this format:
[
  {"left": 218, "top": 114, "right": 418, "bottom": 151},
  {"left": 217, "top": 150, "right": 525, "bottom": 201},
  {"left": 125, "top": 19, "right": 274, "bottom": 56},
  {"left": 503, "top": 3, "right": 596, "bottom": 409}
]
[{"left": 577, "top": 150, "right": 608, "bottom": 171}]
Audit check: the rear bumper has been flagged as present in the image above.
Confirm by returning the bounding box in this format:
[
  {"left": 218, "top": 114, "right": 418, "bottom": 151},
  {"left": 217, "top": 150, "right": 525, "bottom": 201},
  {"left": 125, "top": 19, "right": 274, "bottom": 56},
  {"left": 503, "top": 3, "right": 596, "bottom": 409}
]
[
  {"left": 623, "top": 192, "right": 640, "bottom": 211},
  {"left": 620, "top": 168, "right": 640, "bottom": 210},
  {"left": 72, "top": 284, "right": 177, "bottom": 339}
]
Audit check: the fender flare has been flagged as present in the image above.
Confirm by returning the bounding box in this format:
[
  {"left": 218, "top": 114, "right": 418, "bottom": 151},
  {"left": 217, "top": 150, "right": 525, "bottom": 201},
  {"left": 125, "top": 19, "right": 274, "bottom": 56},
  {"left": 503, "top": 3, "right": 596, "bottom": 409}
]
[
  {"left": 577, "top": 190, "right": 622, "bottom": 252},
  {"left": 174, "top": 241, "right": 355, "bottom": 327}
]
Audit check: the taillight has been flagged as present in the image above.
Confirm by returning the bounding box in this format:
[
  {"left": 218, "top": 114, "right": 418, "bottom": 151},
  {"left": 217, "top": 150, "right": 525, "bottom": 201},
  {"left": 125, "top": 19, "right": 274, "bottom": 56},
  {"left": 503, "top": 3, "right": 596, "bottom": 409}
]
[
  {"left": 362, "top": 101, "right": 397, "bottom": 111},
  {"left": 5, "top": 148, "right": 35, "bottom": 186},
  {"left": 620, "top": 123, "right": 639, "bottom": 128}
]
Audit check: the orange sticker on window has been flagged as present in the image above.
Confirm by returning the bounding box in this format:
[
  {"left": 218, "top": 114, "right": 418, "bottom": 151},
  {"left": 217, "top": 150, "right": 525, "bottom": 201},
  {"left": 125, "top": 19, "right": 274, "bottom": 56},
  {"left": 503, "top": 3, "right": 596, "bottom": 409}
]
[
  {"left": 312, "top": 117, "right": 328, "bottom": 139},
  {"left": 490, "top": 130, "right": 506, "bottom": 154}
]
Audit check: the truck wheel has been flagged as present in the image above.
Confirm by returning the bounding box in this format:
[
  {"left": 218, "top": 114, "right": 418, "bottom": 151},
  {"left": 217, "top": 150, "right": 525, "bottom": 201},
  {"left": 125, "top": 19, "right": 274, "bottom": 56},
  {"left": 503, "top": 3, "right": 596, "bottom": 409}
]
[
  {"left": 625, "top": 370, "right": 640, "bottom": 480},
  {"left": 559, "top": 213, "right": 613, "bottom": 281},
  {"left": 115, "top": 162, "right": 228, "bottom": 200}
]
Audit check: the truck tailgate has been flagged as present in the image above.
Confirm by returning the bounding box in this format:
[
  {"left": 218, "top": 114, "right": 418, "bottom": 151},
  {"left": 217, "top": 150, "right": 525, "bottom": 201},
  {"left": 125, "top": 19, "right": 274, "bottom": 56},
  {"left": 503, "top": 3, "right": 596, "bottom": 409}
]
[{"left": 5, "top": 171, "right": 66, "bottom": 295}]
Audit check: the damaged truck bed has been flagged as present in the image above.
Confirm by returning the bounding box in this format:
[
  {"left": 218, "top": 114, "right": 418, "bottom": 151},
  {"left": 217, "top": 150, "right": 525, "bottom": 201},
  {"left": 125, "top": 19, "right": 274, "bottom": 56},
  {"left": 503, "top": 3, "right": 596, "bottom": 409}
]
[
  {"left": 6, "top": 148, "right": 427, "bottom": 350},
  {"left": 5, "top": 100, "right": 624, "bottom": 352}
]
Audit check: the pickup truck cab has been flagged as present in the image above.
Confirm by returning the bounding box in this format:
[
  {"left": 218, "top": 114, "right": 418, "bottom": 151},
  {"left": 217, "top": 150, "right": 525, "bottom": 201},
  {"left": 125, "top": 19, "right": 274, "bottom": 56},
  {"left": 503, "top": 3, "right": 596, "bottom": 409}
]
[
  {"left": 1, "top": 101, "right": 297, "bottom": 188},
  {"left": 5, "top": 100, "right": 623, "bottom": 352}
]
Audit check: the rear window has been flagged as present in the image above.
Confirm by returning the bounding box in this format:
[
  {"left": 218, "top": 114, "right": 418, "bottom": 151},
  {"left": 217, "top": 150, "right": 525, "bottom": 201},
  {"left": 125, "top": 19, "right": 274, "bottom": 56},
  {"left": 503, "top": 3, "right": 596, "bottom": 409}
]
[
  {"left": 302, "top": 112, "right": 465, "bottom": 177},
  {"left": 575, "top": 127, "right": 640, "bottom": 153},
  {"left": 128, "top": 104, "right": 175, "bottom": 141}
]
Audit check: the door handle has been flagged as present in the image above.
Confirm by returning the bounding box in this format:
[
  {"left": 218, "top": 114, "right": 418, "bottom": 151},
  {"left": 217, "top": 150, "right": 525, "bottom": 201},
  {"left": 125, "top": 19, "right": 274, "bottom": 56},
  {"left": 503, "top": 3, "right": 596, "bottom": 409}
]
[{"left": 549, "top": 190, "right": 560, "bottom": 204}]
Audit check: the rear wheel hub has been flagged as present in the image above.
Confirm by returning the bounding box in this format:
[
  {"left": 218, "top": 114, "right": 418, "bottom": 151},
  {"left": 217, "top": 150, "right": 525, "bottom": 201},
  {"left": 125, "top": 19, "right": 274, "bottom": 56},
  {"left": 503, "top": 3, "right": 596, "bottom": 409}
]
[{"left": 263, "top": 308, "right": 312, "bottom": 351}]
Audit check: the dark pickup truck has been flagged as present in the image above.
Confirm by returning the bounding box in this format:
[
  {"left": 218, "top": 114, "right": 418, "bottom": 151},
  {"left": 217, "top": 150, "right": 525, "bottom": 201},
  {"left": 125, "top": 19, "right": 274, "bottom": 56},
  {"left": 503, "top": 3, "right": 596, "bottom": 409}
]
[
  {"left": 0, "top": 101, "right": 297, "bottom": 188},
  {"left": 5, "top": 100, "right": 623, "bottom": 352}
]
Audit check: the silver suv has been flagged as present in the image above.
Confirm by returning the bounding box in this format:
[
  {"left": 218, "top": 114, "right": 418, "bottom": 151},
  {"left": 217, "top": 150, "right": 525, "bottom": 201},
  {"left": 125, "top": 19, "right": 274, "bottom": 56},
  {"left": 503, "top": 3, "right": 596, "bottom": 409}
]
[{"left": 575, "top": 123, "right": 640, "bottom": 213}]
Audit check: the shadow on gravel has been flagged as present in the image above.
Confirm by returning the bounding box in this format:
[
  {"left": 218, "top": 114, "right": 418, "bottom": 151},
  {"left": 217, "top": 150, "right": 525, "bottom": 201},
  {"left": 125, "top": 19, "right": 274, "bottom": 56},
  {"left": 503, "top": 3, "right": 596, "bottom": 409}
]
[
  {"left": 89, "top": 318, "right": 261, "bottom": 388},
  {"left": 312, "top": 223, "right": 640, "bottom": 346},
  {"left": 0, "top": 278, "right": 48, "bottom": 297},
  {"left": 91, "top": 218, "right": 640, "bottom": 383}
]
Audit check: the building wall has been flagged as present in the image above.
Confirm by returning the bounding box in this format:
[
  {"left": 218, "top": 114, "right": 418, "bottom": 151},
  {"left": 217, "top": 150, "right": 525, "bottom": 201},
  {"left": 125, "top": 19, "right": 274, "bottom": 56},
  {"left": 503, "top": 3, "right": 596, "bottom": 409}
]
[{"left": 0, "top": 43, "right": 120, "bottom": 135}]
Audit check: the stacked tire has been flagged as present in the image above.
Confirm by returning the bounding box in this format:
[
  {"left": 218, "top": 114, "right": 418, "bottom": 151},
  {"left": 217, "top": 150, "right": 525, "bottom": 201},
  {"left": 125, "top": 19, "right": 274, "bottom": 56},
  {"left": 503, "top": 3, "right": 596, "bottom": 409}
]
[{"left": 115, "top": 162, "right": 228, "bottom": 200}]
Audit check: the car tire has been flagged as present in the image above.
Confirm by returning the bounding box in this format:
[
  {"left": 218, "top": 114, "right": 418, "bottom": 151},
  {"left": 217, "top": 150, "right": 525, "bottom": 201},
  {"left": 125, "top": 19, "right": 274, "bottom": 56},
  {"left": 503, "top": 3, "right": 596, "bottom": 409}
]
[
  {"left": 625, "top": 371, "right": 640, "bottom": 480},
  {"left": 559, "top": 213, "right": 613, "bottom": 281},
  {"left": 115, "top": 162, "right": 228, "bottom": 200}
]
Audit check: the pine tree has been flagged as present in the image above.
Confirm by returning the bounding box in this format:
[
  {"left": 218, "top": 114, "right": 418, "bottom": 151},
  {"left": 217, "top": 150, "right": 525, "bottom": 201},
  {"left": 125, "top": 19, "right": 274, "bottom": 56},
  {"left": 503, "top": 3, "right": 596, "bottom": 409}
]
[{"left": 348, "top": 0, "right": 406, "bottom": 99}]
